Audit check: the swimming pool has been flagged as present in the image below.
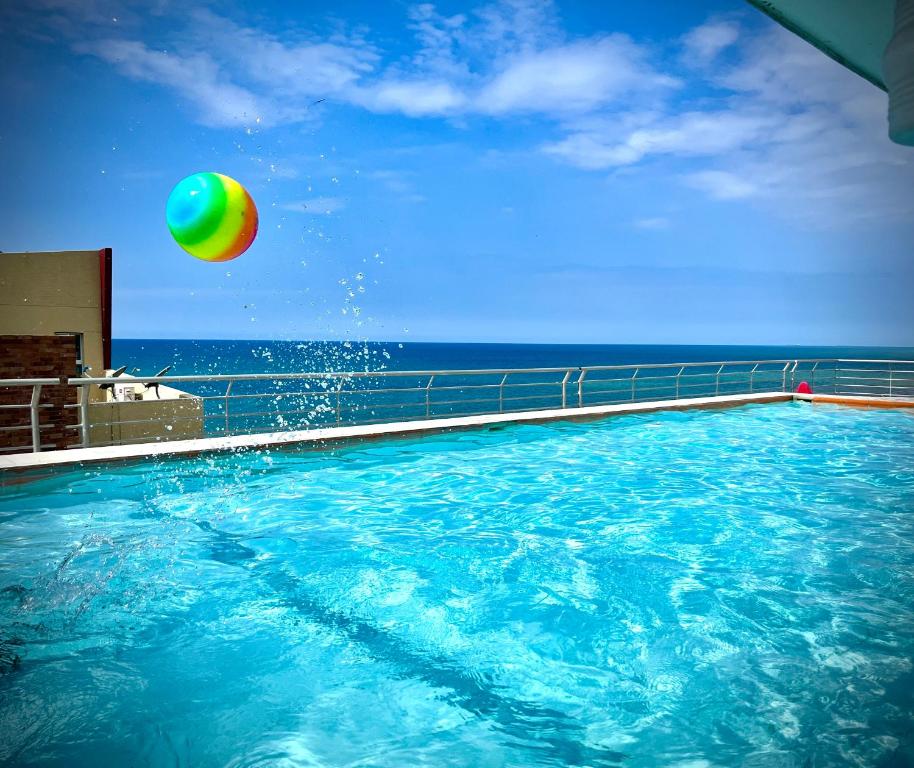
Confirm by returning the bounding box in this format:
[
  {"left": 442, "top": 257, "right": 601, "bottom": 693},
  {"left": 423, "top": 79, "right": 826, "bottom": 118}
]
[{"left": 1, "top": 402, "right": 913, "bottom": 767}]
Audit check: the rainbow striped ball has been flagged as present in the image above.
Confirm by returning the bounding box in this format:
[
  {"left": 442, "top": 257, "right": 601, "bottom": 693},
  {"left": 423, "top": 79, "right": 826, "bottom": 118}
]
[{"left": 166, "top": 172, "right": 258, "bottom": 262}]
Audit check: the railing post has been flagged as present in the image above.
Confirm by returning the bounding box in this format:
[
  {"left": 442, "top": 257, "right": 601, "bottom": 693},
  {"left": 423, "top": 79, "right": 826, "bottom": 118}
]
[
  {"left": 335, "top": 380, "right": 343, "bottom": 425},
  {"left": 79, "top": 383, "right": 90, "bottom": 447},
  {"left": 811, "top": 362, "right": 819, "bottom": 393},
  {"left": 577, "top": 369, "right": 588, "bottom": 408},
  {"left": 749, "top": 363, "right": 758, "bottom": 393},
  {"left": 889, "top": 363, "right": 894, "bottom": 397},
  {"left": 631, "top": 368, "right": 639, "bottom": 402},
  {"left": 224, "top": 380, "right": 233, "bottom": 435},
  {"left": 675, "top": 367, "right": 683, "bottom": 399},
  {"left": 30, "top": 384, "right": 42, "bottom": 452},
  {"left": 782, "top": 363, "right": 789, "bottom": 392},
  {"left": 715, "top": 365, "right": 724, "bottom": 396},
  {"left": 498, "top": 374, "right": 507, "bottom": 413},
  {"left": 561, "top": 370, "right": 571, "bottom": 408},
  {"left": 426, "top": 375, "right": 435, "bottom": 418}
]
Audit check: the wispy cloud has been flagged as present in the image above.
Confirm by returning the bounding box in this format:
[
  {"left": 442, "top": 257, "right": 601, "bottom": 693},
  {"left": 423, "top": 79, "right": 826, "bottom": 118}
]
[
  {"left": 75, "top": 39, "right": 271, "bottom": 128},
  {"left": 349, "top": 79, "right": 467, "bottom": 116},
  {"left": 680, "top": 19, "right": 740, "bottom": 66},
  {"left": 633, "top": 217, "right": 671, "bottom": 230},
  {"left": 544, "top": 110, "right": 779, "bottom": 168},
  {"left": 681, "top": 171, "right": 756, "bottom": 200},
  {"left": 366, "top": 169, "right": 425, "bottom": 202},
  {"left": 29, "top": 0, "right": 674, "bottom": 124},
  {"left": 477, "top": 36, "right": 678, "bottom": 115},
  {"left": 280, "top": 197, "right": 346, "bottom": 214},
  {"left": 544, "top": 21, "right": 913, "bottom": 227}
]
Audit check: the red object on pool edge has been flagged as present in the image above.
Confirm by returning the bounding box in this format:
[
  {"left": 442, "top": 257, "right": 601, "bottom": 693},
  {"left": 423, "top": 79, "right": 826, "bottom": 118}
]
[{"left": 797, "top": 381, "right": 812, "bottom": 394}]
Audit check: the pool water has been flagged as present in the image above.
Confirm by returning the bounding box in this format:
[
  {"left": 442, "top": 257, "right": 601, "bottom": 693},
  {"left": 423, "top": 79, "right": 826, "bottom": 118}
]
[{"left": 1, "top": 403, "right": 914, "bottom": 767}]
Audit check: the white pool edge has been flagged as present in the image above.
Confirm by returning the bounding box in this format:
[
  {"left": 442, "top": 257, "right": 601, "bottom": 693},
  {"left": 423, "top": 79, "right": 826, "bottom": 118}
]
[{"left": 0, "top": 392, "right": 795, "bottom": 473}]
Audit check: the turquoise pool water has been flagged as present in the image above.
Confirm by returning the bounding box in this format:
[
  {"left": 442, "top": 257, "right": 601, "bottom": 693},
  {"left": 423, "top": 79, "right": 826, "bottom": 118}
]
[{"left": 1, "top": 403, "right": 913, "bottom": 767}]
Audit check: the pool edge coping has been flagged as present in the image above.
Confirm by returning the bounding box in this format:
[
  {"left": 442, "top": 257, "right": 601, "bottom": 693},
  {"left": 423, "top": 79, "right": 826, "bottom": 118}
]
[
  {"left": 796, "top": 392, "right": 914, "bottom": 409},
  {"left": 0, "top": 392, "right": 793, "bottom": 474}
]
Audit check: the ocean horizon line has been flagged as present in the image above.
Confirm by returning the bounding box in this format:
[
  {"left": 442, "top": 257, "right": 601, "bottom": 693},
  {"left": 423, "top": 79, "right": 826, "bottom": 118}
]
[{"left": 112, "top": 338, "right": 914, "bottom": 351}]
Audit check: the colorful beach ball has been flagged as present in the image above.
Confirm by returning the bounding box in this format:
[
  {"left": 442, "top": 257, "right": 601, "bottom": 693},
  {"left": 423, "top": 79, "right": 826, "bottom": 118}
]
[{"left": 166, "top": 172, "right": 258, "bottom": 262}]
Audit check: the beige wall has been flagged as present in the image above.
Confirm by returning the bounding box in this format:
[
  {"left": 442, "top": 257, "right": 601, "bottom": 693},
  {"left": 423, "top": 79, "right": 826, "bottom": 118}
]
[
  {"left": 87, "top": 377, "right": 205, "bottom": 446},
  {"left": 88, "top": 397, "right": 204, "bottom": 446},
  {"left": 0, "top": 250, "right": 105, "bottom": 376}
]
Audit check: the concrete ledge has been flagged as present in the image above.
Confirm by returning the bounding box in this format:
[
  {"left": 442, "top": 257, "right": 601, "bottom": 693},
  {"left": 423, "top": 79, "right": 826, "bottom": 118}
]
[
  {"left": 796, "top": 392, "right": 914, "bottom": 409},
  {"left": 0, "top": 392, "right": 792, "bottom": 474}
]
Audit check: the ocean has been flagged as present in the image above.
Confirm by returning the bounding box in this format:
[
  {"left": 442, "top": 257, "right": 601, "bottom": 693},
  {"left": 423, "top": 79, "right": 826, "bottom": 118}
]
[{"left": 111, "top": 339, "right": 914, "bottom": 377}]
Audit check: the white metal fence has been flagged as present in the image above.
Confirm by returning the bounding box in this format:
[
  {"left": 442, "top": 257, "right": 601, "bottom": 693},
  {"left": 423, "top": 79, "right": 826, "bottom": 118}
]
[{"left": 1, "top": 358, "right": 912, "bottom": 453}]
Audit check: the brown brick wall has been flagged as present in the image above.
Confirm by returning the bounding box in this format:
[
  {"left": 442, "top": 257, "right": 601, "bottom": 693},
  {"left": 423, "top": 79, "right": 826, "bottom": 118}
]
[{"left": 0, "top": 335, "right": 79, "bottom": 451}]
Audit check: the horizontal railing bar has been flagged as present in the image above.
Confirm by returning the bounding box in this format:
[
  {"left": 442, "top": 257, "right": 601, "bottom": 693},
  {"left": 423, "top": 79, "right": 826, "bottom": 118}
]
[
  {"left": 0, "top": 378, "right": 61, "bottom": 387},
  {"left": 75, "top": 413, "right": 206, "bottom": 429},
  {"left": 836, "top": 359, "right": 914, "bottom": 364},
  {"left": 836, "top": 383, "right": 914, "bottom": 391},
  {"left": 836, "top": 369, "right": 914, "bottom": 376},
  {"left": 65, "top": 358, "right": 844, "bottom": 387}
]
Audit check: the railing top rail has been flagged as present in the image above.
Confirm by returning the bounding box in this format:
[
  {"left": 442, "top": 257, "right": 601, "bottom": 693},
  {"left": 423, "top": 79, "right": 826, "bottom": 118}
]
[
  {"left": 836, "top": 358, "right": 914, "bottom": 364},
  {"left": 0, "top": 378, "right": 61, "bottom": 387},
  {"left": 65, "top": 358, "right": 842, "bottom": 386}
]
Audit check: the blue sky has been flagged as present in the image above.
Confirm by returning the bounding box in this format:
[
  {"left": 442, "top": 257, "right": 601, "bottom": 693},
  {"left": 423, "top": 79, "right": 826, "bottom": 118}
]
[{"left": 2, "top": 0, "right": 913, "bottom": 345}]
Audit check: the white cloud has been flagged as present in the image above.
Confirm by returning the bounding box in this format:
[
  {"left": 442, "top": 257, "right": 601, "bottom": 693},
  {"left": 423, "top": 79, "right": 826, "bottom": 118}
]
[
  {"left": 16, "top": 0, "right": 914, "bottom": 229},
  {"left": 478, "top": 36, "right": 677, "bottom": 115},
  {"left": 189, "top": 9, "right": 376, "bottom": 99},
  {"left": 350, "top": 79, "right": 467, "bottom": 116},
  {"left": 45, "top": 1, "right": 675, "bottom": 126},
  {"left": 694, "top": 26, "right": 913, "bottom": 223},
  {"left": 681, "top": 171, "right": 756, "bottom": 200},
  {"left": 544, "top": 110, "right": 779, "bottom": 168},
  {"left": 680, "top": 20, "right": 739, "bottom": 65},
  {"left": 472, "top": 0, "right": 561, "bottom": 57},
  {"left": 406, "top": 3, "right": 469, "bottom": 79},
  {"left": 75, "top": 39, "right": 273, "bottom": 128},
  {"left": 546, "top": 22, "right": 914, "bottom": 227}
]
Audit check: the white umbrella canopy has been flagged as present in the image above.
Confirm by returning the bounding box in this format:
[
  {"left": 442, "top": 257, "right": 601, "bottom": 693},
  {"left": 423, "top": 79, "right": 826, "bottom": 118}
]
[{"left": 746, "top": 0, "right": 914, "bottom": 145}]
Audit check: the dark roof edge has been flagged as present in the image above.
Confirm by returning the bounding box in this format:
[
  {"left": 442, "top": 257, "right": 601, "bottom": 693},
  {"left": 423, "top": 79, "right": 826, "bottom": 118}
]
[{"left": 745, "top": 0, "right": 887, "bottom": 91}]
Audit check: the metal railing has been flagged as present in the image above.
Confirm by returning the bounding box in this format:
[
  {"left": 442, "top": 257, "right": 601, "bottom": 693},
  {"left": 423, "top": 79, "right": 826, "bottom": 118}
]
[{"left": 1, "top": 358, "right": 912, "bottom": 453}]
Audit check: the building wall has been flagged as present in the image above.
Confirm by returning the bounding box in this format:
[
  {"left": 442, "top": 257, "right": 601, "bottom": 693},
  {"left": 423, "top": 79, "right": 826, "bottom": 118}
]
[
  {"left": 0, "top": 335, "right": 79, "bottom": 451},
  {"left": 88, "top": 396, "right": 205, "bottom": 447},
  {"left": 0, "top": 250, "right": 110, "bottom": 376},
  {"left": 0, "top": 249, "right": 205, "bottom": 452}
]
